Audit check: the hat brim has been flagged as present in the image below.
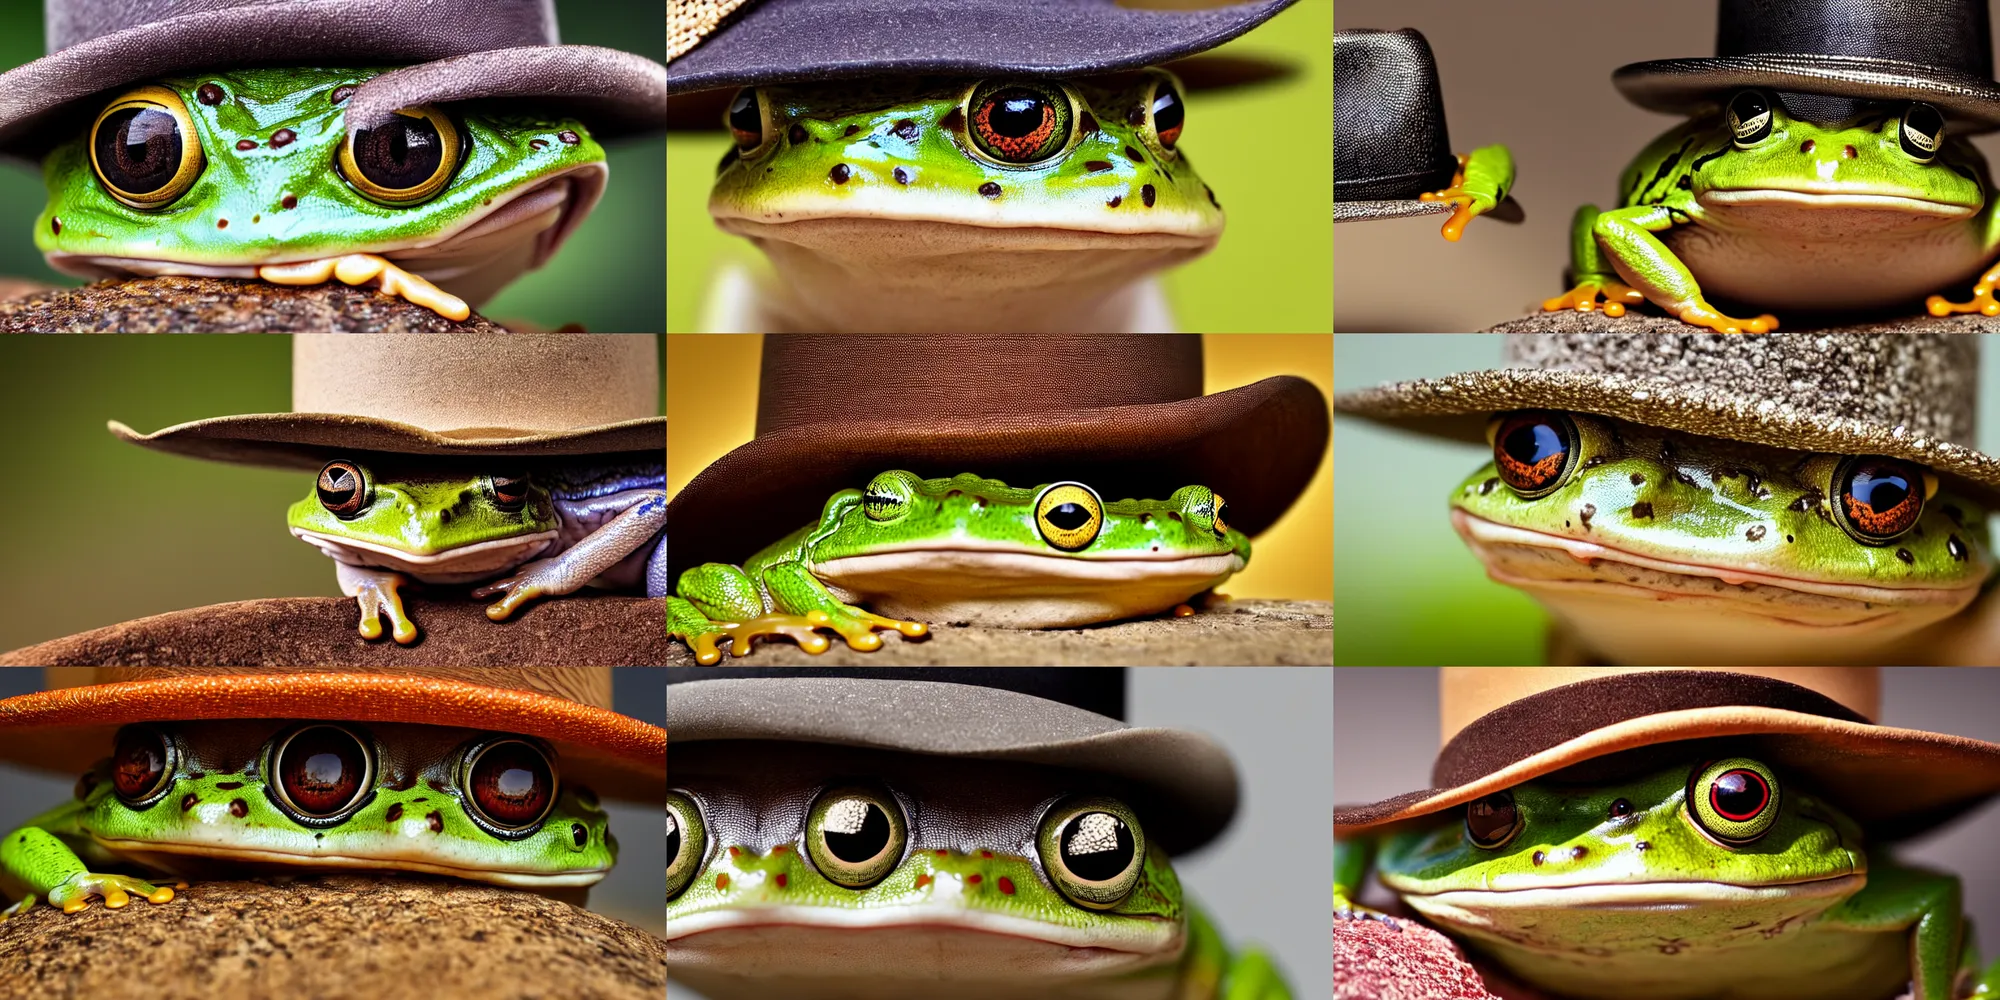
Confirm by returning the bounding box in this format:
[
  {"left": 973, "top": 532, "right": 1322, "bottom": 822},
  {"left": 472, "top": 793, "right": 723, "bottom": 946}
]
[
  {"left": 1333, "top": 368, "right": 2000, "bottom": 508},
  {"left": 668, "top": 677, "right": 1238, "bottom": 855},
  {"left": 1613, "top": 54, "right": 2000, "bottom": 132},
  {"left": 1334, "top": 197, "right": 1524, "bottom": 224},
  {"left": 0, "top": 674, "right": 665, "bottom": 802},
  {"left": 108, "top": 414, "right": 667, "bottom": 470},
  {"left": 664, "top": 374, "right": 1329, "bottom": 579}
]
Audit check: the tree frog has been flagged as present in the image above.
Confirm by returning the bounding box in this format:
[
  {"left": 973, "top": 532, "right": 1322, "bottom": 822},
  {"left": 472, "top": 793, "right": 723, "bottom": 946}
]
[
  {"left": 1, "top": 719, "right": 615, "bottom": 919},
  {"left": 1544, "top": 90, "right": 2000, "bottom": 332},
  {"left": 1451, "top": 409, "right": 1993, "bottom": 665},
  {"left": 288, "top": 459, "right": 667, "bottom": 644},
  {"left": 706, "top": 70, "right": 1221, "bottom": 332},
  {"left": 668, "top": 742, "right": 1288, "bottom": 999},
  {"left": 665, "top": 471, "right": 1249, "bottom": 664},
  {"left": 1335, "top": 755, "right": 2000, "bottom": 1000},
  {"left": 1418, "top": 146, "right": 1518, "bottom": 241},
  {"left": 36, "top": 67, "right": 610, "bottom": 321}
]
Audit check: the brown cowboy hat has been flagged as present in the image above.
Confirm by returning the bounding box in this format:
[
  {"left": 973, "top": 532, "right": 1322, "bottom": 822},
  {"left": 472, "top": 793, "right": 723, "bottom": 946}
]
[
  {"left": 0, "top": 667, "right": 665, "bottom": 802},
  {"left": 664, "top": 334, "right": 1329, "bottom": 579},
  {"left": 1334, "top": 668, "right": 2000, "bottom": 842},
  {"left": 107, "top": 333, "right": 664, "bottom": 470}
]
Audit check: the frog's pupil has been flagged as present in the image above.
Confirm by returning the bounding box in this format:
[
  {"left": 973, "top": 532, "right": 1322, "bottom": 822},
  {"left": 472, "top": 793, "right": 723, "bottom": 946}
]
[
  {"left": 728, "top": 91, "right": 761, "bottom": 143},
  {"left": 1047, "top": 502, "right": 1091, "bottom": 530},
  {"left": 1465, "top": 793, "right": 1517, "bottom": 845},
  {"left": 1152, "top": 85, "right": 1184, "bottom": 146},
  {"left": 1060, "top": 812, "right": 1135, "bottom": 882},
  {"left": 97, "top": 106, "right": 182, "bottom": 194},
  {"left": 823, "top": 799, "right": 891, "bottom": 863},
  {"left": 1608, "top": 798, "right": 1632, "bottom": 818},
  {"left": 989, "top": 93, "right": 1048, "bottom": 138},
  {"left": 354, "top": 116, "right": 445, "bottom": 190},
  {"left": 1503, "top": 422, "right": 1564, "bottom": 467},
  {"left": 1711, "top": 769, "right": 1768, "bottom": 821},
  {"left": 667, "top": 815, "right": 680, "bottom": 861}
]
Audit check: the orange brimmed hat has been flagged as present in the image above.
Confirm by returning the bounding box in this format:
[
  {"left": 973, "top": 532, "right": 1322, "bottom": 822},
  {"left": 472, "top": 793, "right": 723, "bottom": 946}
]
[
  {"left": 0, "top": 667, "right": 663, "bottom": 803},
  {"left": 1334, "top": 667, "right": 2000, "bottom": 841}
]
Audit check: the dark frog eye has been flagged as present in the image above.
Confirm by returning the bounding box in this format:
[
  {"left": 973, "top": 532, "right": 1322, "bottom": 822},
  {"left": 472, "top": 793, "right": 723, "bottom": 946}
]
[
  {"left": 1834, "top": 456, "right": 1932, "bottom": 544},
  {"left": 461, "top": 737, "right": 557, "bottom": 835},
  {"left": 487, "top": 473, "right": 530, "bottom": 513},
  {"left": 338, "top": 104, "right": 461, "bottom": 206},
  {"left": 111, "top": 725, "right": 174, "bottom": 805},
  {"left": 1901, "top": 102, "right": 1945, "bottom": 161},
  {"left": 317, "top": 461, "right": 369, "bottom": 518},
  {"left": 1038, "top": 798, "right": 1145, "bottom": 910},
  {"left": 1490, "top": 410, "right": 1579, "bottom": 498},
  {"left": 967, "top": 80, "right": 1074, "bottom": 164},
  {"left": 1464, "top": 791, "right": 1522, "bottom": 849},
  {"left": 91, "top": 85, "right": 205, "bottom": 209},
  {"left": 1212, "top": 493, "right": 1231, "bottom": 536},
  {"left": 1688, "top": 758, "right": 1780, "bottom": 845},
  {"left": 1728, "top": 89, "right": 1774, "bottom": 147},
  {"left": 726, "top": 88, "right": 770, "bottom": 153},
  {"left": 1148, "top": 76, "right": 1185, "bottom": 149},
  {"left": 270, "top": 723, "right": 374, "bottom": 824},
  {"left": 806, "top": 785, "right": 907, "bottom": 889},
  {"left": 666, "top": 791, "right": 708, "bottom": 901},
  {"left": 1036, "top": 481, "right": 1104, "bottom": 550}
]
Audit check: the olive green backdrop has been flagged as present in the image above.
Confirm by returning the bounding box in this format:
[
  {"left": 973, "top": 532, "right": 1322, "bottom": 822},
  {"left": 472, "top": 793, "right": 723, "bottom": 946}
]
[
  {"left": 0, "top": 0, "right": 665, "bottom": 333},
  {"left": 0, "top": 335, "right": 666, "bottom": 654},
  {"left": 664, "top": 0, "right": 1332, "bottom": 333}
]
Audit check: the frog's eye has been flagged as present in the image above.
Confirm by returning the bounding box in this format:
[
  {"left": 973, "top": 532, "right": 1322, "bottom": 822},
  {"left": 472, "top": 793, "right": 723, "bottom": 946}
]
[
  {"left": 270, "top": 723, "right": 375, "bottom": 825},
  {"left": 317, "top": 461, "right": 369, "bottom": 519},
  {"left": 967, "top": 80, "right": 1074, "bottom": 165},
  {"left": 1035, "top": 481, "right": 1104, "bottom": 550},
  {"left": 805, "top": 785, "right": 907, "bottom": 889},
  {"left": 487, "top": 473, "right": 531, "bottom": 513},
  {"left": 1727, "top": 90, "right": 1775, "bottom": 147},
  {"left": 725, "top": 88, "right": 772, "bottom": 154},
  {"left": 90, "top": 85, "right": 205, "bottom": 209},
  {"left": 1833, "top": 456, "right": 1927, "bottom": 544},
  {"left": 111, "top": 725, "right": 175, "bottom": 806},
  {"left": 667, "top": 791, "right": 708, "bottom": 901},
  {"left": 1147, "top": 76, "right": 1185, "bottom": 150},
  {"left": 1901, "top": 102, "right": 1945, "bottom": 161},
  {"left": 338, "top": 104, "right": 461, "bottom": 206},
  {"left": 460, "top": 737, "right": 558, "bottom": 837},
  {"left": 1212, "top": 493, "right": 1231, "bottom": 536},
  {"left": 1038, "top": 798, "right": 1145, "bottom": 910},
  {"left": 1464, "top": 791, "right": 1522, "bottom": 849},
  {"left": 863, "top": 470, "right": 920, "bottom": 522},
  {"left": 1687, "top": 758, "right": 1780, "bottom": 845},
  {"left": 1490, "top": 410, "right": 1579, "bottom": 499}
]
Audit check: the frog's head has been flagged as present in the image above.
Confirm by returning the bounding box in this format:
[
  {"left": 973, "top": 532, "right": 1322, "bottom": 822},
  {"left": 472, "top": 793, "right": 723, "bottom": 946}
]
[
  {"left": 286, "top": 459, "right": 560, "bottom": 582},
  {"left": 804, "top": 471, "right": 1251, "bottom": 627},
  {"left": 79, "top": 720, "right": 616, "bottom": 887},
  {"left": 1450, "top": 410, "right": 1993, "bottom": 664}
]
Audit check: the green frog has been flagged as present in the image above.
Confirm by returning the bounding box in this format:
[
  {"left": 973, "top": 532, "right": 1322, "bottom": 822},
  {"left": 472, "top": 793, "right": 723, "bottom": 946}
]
[
  {"left": 1451, "top": 409, "right": 1993, "bottom": 664},
  {"left": 704, "top": 70, "right": 1221, "bottom": 332},
  {"left": 665, "top": 471, "right": 1249, "bottom": 664},
  {"left": 1, "top": 720, "right": 615, "bottom": 919},
  {"left": 1335, "top": 754, "right": 2000, "bottom": 1000},
  {"left": 1543, "top": 90, "right": 2000, "bottom": 332},
  {"left": 37, "top": 67, "right": 610, "bottom": 321},
  {"left": 667, "top": 742, "right": 1288, "bottom": 999}
]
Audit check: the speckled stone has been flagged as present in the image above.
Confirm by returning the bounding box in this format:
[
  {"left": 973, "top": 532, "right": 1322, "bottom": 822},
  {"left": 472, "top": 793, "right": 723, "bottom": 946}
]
[
  {"left": 1335, "top": 907, "right": 1515, "bottom": 1000},
  {"left": 0, "top": 275, "right": 511, "bottom": 332},
  {"left": 1335, "top": 199, "right": 1452, "bottom": 223}
]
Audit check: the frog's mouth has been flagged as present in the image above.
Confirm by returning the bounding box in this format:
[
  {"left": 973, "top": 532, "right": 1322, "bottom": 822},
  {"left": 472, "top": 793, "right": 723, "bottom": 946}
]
[
  {"left": 291, "top": 527, "right": 559, "bottom": 583},
  {"left": 99, "top": 839, "right": 609, "bottom": 887},
  {"left": 814, "top": 545, "right": 1246, "bottom": 628},
  {"left": 1395, "top": 873, "right": 1866, "bottom": 910},
  {"left": 1700, "top": 186, "right": 1979, "bottom": 216}
]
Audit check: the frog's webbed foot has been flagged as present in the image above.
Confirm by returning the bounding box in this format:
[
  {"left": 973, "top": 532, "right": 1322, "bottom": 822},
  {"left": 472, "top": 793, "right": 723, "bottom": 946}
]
[
  {"left": 1419, "top": 152, "right": 1505, "bottom": 241},
  {"left": 1675, "top": 298, "right": 1778, "bottom": 334},
  {"left": 1927, "top": 262, "right": 2000, "bottom": 318},
  {"left": 0, "top": 895, "right": 35, "bottom": 922},
  {"left": 807, "top": 607, "right": 929, "bottom": 652},
  {"left": 335, "top": 563, "right": 419, "bottom": 644},
  {"left": 258, "top": 254, "right": 471, "bottom": 321},
  {"left": 1543, "top": 277, "right": 1646, "bottom": 317},
  {"left": 44, "top": 871, "right": 175, "bottom": 915},
  {"left": 703, "top": 608, "right": 929, "bottom": 660},
  {"left": 471, "top": 557, "right": 569, "bottom": 621}
]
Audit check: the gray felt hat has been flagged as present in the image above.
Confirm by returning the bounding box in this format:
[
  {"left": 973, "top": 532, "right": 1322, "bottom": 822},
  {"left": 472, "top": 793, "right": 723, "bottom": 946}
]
[
  {"left": 1334, "top": 332, "right": 2000, "bottom": 506},
  {"left": 0, "top": 0, "right": 669, "bottom": 159}
]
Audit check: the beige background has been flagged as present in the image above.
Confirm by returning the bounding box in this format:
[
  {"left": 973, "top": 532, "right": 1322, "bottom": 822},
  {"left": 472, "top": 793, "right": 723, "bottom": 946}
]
[{"left": 1334, "top": 0, "right": 2000, "bottom": 331}]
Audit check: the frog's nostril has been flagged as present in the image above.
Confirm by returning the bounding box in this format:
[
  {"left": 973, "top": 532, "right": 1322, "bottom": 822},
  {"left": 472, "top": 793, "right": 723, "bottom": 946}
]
[
  {"left": 1800, "top": 139, "right": 1815, "bottom": 153},
  {"left": 1844, "top": 145, "right": 1858, "bottom": 159}
]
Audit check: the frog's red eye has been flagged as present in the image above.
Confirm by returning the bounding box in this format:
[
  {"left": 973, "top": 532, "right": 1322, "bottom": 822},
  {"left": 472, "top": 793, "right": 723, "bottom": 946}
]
[
  {"left": 462, "top": 738, "right": 557, "bottom": 835},
  {"left": 1464, "top": 791, "right": 1521, "bottom": 849},
  {"left": 1688, "top": 758, "right": 1780, "bottom": 845},
  {"left": 1834, "top": 456, "right": 1927, "bottom": 544},
  {"left": 1491, "top": 411, "right": 1578, "bottom": 498},
  {"left": 967, "top": 80, "right": 1073, "bottom": 164},
  {"left": 317, "top": 461, "right": 368, "bottom": 518},
  {"left": 1149, "top": 78, "right": 1185, "bottom": 149},
  {"left": 272, "top": 724, "right": 374, "bottom": 822},
  {"left": 112, "top": 725, "right": 173, "bottom": 804},
  {"left": 488, "top": 473, "right": 530, "bottom": 513}
]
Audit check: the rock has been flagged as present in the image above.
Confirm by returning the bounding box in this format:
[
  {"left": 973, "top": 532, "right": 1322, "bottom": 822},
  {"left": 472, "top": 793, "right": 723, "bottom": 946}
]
[
  {"left": 1334, "top": 908, "right": 1556, "bottom": 1000},
  {"left": 0, "top": 275, "right": 511, "bottom": 332},
  {"left": 0, "top": 594, "right": 666, "bottom": 666},
  {"left": 665, "top": 598, "right": 1332, "bottom": 666},
  {"left": 0, "top": 277, "right": 54, "bottom": 302},
  {"left": 0, "top": 874, "right": 664, "bottom": 1000},
  {"left": 1487, "top": 305, "right": 2000, "bottom": 334}
]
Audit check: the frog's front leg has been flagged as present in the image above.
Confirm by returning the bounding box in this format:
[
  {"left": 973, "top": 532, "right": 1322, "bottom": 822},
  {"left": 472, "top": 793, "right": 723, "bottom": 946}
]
[
  {"left": 759, "top": 560, "right": 928, "bottom": 653},
  {"left": 1418, "top": 145, "right": 1515, "bottom": 241},
  {"left": 1821, "top": 859, "right": 1964, "bottom": 1000},
  {"left": 1333, "top": 835, "right": 1375, "bottom": 913},
  {"left": 1545, "top": 203, "right": 1777, "bottom": 333},
  {"left": 669, "top": 563, "right": 834, "bottom": 665},
  {"left": 1, "top": 822, "right": 174, "bottom": 920},
  {"left": 1220, "top": 947, "right": 1290, "bottom": 1000},
  {"left": 335, "top": 561, "right": 419, "bottom": 644},
  {"left": 258, "top": 254, "right": 471, "bottom": 321},
  {"left": 472, "top": 491, "right": 665, "bottom": 620}
]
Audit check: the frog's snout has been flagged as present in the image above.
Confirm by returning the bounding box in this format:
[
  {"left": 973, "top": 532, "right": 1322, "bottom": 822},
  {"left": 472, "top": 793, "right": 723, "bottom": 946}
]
[{"left": 1528, "top": 845, "right": 1590, "bottom": 868}]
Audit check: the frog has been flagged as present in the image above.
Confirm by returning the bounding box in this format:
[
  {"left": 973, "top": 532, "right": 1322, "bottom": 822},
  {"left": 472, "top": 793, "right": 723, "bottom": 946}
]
[
  {"left": 1335, "top": 752, "right": 2000, "bottom": 1000},
  {"left": 703, "top": 69, "right": 1222, "bottom": 333},
  {"left": 665, "top": 471, "right": 1250, "bottom": 664},
  {"left": 1449, "top": 409, "right": 1993, "bottom": 665},
  {"left": 0, "top": 719, "right": 615, "bottom": 920},
  {"left": 667, "top": 741, "right": 1288, "bottom": 999},
  {"left": 1417, "top": 145, "right": 1518, "bottom": 241},
  {"left": 287, "top": 458, "right": 667, "bottom": 644},
  {"left": 35, "top": 67, "right": 610, "bottom": 321},
  {"left": 1542, "top": 89, "right": 2000, "bottom": 332}
]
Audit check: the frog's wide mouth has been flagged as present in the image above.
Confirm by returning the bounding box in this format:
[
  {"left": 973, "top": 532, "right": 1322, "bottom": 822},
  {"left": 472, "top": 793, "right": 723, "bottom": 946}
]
[
  {"left": 1392, "top": 873, "right": 1865, "bottom": 910},
  {"left": 100, "top": 838, "right": 609, "bottom": 887},
  {"left": 1699, "top": 186, "right": 1979, "bottom": 216},
  {"left": 291, "top": 527, "right": 559, "bottom": 580},
  {"left": 665, "top": 903, "right": 1181, "bottom": 955}
]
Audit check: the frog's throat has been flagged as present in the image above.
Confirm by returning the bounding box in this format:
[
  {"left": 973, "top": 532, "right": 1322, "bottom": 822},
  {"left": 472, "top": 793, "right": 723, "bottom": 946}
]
[
  {"left": 814, "top": 547, "right": 1246, "bottom": 628},
  {"left": 98, "top": 839, "right": 608, "bottom": 888},
  {"left": 291, "top": 527, "right": 559, "bottom": 583}
]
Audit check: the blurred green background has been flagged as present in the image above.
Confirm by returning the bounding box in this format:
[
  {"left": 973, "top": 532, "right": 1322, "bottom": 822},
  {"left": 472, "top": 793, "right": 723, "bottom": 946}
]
[
  {"left": 0, "top": 0, "right": 664, "bottom": 332},
  {"left": 1332, "top": 334, "right": 2000, "bottom": 665},
  {"left": 0, "top": 335, "right": 666, "bottom": 654},
  {"left": 664, "top": 0, "right": 1332, "bottom": 332}
]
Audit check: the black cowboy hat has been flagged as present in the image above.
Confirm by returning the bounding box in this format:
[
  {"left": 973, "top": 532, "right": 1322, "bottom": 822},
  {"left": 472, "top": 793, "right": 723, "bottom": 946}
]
[{"left": 1334, "top": 29, "right": 1522, "bottom": 224}]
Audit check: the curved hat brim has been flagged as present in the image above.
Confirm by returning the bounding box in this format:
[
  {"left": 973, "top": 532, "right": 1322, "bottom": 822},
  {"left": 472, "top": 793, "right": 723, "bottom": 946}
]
[
  {"left": 664, "top": 374, "right": 1329, "bottom": 579},
  {"left": 1613, "top": 54, "right": 2000, "bottom": 132},
  {"left": 668, "top": 677, "right": 1239, "bottom": 855},
  {"left": 108, "top": 414, "right": 667, "bottom": 471},
  {"left": 0, "top": 673, "right": 665, "bottom": 802},
  {"left": 1334, "top": 197, "right": 1524, "bottom": 224}
]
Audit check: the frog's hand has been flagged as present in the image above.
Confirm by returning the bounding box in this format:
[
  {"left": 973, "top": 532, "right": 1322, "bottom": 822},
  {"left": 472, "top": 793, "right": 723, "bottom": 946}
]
[
  {"left": 1544, "top": 203, "right": 1777, "bottom": 333},
  {"left": 760, "top": 561, "right": 928, "bottom": 654},
  {"left": 1926, "top": 259, "right": 2000, "bottom": 318},
  {"left": 1420, "top": 145, "right": 1515, "bottom": 241},
  {"left": 334, "top": 562, "right": 419, "bottom": 644},
  {"left": 1220, "top": 947, "right": 1290, "bottom": 1000},
  {"left": 1333, "top": 835, "right": 1376, "bottom": 914},
  {"left": 669, "top": 564, "right": 824, "bottom": 664},
  {"left": 0, "top": 827, "right": 174, "bottom": 920},
  {"left": 1543, "top": 204, "right": 1647, "bottom": 317},
  {"left": 1822, "top": 859, "right": 1963, "bottom": 1000},
  {"left": 258, "top": 255, "right": 471, "bottom": 322},
  {"left": 472, "top": 490, "right": 665, "bottom": 620}
]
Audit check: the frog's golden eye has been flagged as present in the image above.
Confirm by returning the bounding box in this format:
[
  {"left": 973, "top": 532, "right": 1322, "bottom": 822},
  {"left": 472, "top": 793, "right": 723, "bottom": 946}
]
[
  {"left": 317, "top": 461, "right": 369, "bottom": 518},
  {"left": 667, "top": 791, "right": 708, "bottom": 901},
  {"left": 338, "top": 104, "right": 461, "bottom": 206},
  {"left": 270, "top": 723, "right": 375, "bottom": 826},
  {"left": 967, "top": 80, "right": 1075, "bottom": 165},
  {"left": 726, "top": 87, "right": 772, "bottom": 154},
  {"left": 863, "top": 470, "right": 921, "bottom": 522},
  {"left": 1464, "top": 791, "right": 1522, "bottom": 849},
  {"left": 1901, "top": 102, "right": 1945, "bottom": 161},
  {"left": 1491, "top": 410, "right": 1578, "bottom": 499},
  {"left": 1038, "top": 798, "right": 1145, "bottom": 910},
  {"left": 1687, "top": 758, "right": 1780, "bottom": 845},
  {"left": 1147, "top": 76, "right": 1185, "bottom": 150},
  {"left": 460, "top": 737, "right": 558, "bottom": 838},
  {"left": 805, "top": 785, "right": 907, "bottom": 889},
  {"left": 487, "top": 473, "right": 531, "bottom": 513},
  {"left": 1036, "top": 482, "right": 1104, "bottom": 550},
  {"left": 1727, "top": 89, "right": 1774, "bottom": 147},
  {"left": 1832, "top": 455, "right": 1927, "bottom": 544},
  {"left": 90, "top": 85, "right": 204, "bottom": 209},
  {"left": 110, "top": 725, "right": 174, "bottom": 806},
  {"left": 1212, "top": 493, "right": 1231, "bottom": 536}
]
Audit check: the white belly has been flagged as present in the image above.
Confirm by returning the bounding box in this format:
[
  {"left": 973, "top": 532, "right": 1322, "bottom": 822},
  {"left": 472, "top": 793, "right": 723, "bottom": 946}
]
[{"left": 1668, "top": 201, "right": 1991, "bottom": 311}]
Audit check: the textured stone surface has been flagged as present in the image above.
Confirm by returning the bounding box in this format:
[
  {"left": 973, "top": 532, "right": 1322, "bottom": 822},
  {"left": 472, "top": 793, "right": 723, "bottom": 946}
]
[
  {"left": 666, "top": 598, "right": 1332, "bottom": 666},
  {"left": 0, "top": 595, "right": 667, "bottom": 666},
  {"left": 0, "top": 275, "right": 511, "bottom": 332},
  {"left": 0, "top": 874, "right": 665, "bottom": 1000},
  {"left": 1334, "top": 908, "right": 1511, "bottom": 1000}
]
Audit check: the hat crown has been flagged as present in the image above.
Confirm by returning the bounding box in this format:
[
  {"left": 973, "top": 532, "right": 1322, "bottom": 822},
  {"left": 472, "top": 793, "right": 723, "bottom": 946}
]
[
  {"left": 1714, "top": 0, "right": 1992, "bottom": 76},
  {"left": 1333, "top": 29, "right": 1457, "bottom": 202},
  {"left": 46, "top": 0, "right": 561, "bottom": 55}
]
